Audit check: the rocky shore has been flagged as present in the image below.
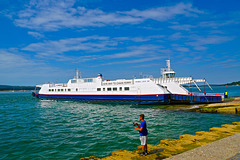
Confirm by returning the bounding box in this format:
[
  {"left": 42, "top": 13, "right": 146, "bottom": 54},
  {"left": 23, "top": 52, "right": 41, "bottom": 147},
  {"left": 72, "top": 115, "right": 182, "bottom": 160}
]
[{"left": 81, "top": 122, "right": 240, "bottom": 160}]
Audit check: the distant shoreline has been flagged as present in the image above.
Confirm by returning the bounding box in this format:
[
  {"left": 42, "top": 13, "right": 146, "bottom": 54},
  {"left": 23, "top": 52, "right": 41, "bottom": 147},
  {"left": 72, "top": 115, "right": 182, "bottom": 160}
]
[{"left": 0, "top": 85, "right": 35, "bottom": 91}]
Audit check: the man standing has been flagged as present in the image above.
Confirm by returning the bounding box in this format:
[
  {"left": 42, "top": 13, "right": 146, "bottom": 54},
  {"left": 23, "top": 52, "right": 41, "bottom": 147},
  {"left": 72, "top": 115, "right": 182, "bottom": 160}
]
[
  {"left": 225, "top": 91, "right": 228, "bottom": 98},
  {"left": 134, "top": 114, "right": 148, "bottom": 156}
]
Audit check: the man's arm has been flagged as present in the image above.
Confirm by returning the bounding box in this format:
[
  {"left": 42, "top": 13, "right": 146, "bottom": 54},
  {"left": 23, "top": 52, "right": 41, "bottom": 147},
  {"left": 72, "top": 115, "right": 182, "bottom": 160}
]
[
  {"left": 135, "top": 127, "right": 143, "bottom": 131},
  {"left": 134, "top": 123, "right": 140, "bottom": 128}
]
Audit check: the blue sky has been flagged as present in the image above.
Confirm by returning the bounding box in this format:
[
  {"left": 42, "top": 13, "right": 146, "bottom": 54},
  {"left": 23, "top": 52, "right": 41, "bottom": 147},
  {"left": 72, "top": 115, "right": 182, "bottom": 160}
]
[{"left": 0, "top": 0, "right": 239, "bottom": 85}]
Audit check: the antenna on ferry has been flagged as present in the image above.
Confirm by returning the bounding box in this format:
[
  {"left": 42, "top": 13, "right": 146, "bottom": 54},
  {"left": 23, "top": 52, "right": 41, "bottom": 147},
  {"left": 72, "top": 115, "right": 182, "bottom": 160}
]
[
  {"left": 167, "top": 59, "right": 171, "bottom": 71},
  {"left": 75, "top": 69, "right": 79, "bottom": 79},
  {"left": 139, "top": 72, "right": 143, "bottom": 79}
]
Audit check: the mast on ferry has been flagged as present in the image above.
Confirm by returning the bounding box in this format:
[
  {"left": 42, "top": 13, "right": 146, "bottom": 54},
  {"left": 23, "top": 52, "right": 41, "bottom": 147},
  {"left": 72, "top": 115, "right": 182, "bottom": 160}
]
[{"left": 161, "top": 59, "right": 176, "bottom": 78}]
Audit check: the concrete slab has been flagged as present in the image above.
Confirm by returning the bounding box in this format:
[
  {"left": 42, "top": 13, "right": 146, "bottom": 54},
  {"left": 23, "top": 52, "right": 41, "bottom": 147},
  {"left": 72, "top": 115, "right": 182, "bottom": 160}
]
[{"left": 165, "top": 133, "right": 240, "bottom": 160}]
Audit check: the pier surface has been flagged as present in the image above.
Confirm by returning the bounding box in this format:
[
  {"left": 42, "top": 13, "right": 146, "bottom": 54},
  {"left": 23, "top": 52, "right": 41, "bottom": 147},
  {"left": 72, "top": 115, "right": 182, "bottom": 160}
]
[
  {"left": 194, "top": 97, "right": 240, "bottom": 114},
  {"left": 165, "top": 133, "right": 240, "bottom": 160}
]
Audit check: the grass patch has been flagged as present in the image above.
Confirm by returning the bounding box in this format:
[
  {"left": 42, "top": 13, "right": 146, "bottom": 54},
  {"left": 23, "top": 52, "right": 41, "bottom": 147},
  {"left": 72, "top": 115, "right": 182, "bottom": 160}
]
[{"left": 181, "top": 143, "right": 201, "bottom": 151}]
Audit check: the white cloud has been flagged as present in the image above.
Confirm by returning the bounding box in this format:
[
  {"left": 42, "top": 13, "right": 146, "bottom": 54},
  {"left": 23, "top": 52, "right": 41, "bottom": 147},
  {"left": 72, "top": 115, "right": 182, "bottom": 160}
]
[
  {"left": 199, "top": 20, "right": 238, "bottom": 28},
  {"left": 105, "top": 45, "right": 164, "bottom": 59},
  {"left": 20, "top": 34, "right": 170, "bottom": 64},
  {"left": 12, "top": 1, "right": 203, "bottom": 31},
  {"left": 28, "top": 31, "right": 44, "bottom": 38},
  {"left": 0, "top": 49, "right": 66, "bottom": 85},
  {"left": 186, "top": 35, "right": 234, "bottom": 50},
  {"left": 0, "top": 49, "right": 36, "bottom": 69},
  {"left": 21, "top": 35, "right": 168, "bottom": 61},
  {"left": 169, "top": 32, "right": 183, "bottom": 40},
  {"left": 171, "top": 44, "right": 190, "bottom": 52},
  {"left": 175, "top": 47, "right": 190, "bottom": 52},
  {"left": 169, "top": 24, "right": 195, "bottom": 31},
  {"left": 102, "top": 57, "right": 164, "bottom": 66},
  {"left": 113, "top": 35, "right": 165, "bottom": 42},
  {"left": 22, "top": 36, "right": 117, "bottom": 58},
  {"left": 123, "top": 3, "right": 203, "bottom": 21}
]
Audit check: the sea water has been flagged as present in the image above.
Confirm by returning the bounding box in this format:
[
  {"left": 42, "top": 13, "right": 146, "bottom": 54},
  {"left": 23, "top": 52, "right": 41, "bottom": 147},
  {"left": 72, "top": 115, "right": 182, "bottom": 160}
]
[{"left": 0, "top": 86, "right": 239, "bottom": 160}]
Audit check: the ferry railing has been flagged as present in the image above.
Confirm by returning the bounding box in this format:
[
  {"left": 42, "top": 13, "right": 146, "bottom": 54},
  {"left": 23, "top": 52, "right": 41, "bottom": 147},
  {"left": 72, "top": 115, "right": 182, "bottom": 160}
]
[
  {"left": 151, "top": 77, "right": 194, "bottom": 85},
  {"left": 49, "top": 83, "right": 68, "bottom": 87},
  {"left": 170, "top": 92, "right": 224, "bottom": 102},
  {"left": 189, "top": 92, "right": 224, "bottom": 97},
  {"left": 189, "top": 92, "right": 205, "bottom": 96}
]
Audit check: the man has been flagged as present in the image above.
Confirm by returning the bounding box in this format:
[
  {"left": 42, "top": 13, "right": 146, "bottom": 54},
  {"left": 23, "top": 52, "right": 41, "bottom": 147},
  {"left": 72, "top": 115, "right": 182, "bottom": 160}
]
[
  {"left": 134, "top": 114, "right": 148, "bottom": 156},
  {"left": 225, "top": 91, "right": 228, "bottom": 98}
]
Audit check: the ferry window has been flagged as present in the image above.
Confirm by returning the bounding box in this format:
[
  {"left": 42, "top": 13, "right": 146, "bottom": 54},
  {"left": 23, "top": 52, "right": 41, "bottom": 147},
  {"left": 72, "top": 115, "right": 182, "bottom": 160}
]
[
  {"left": 107, "top": 88, "right": 111, "bottom": 91},
  {"left": 58, "top": 89, "right": 60, "bottom": 91},
  {"left": 49, "top": 89, "right": 51, "bottom": 92},
  {"left": 119, "top": 87, "right": 122, "bottom": 91},
  {"left": 61, "top": 89, "right": 63, "bottom": 91},
  {"left": 65, "top": 89, "right": 66, "bottom": 91},
  {"left": 71, "top": 80, "right": 77, "bottom": 83},
  {"left": 68, "top": 89, "right": 71, "bottom": 91},
  {"left": 124, "top": 87, "right": 130, "bottom": 91},
  {"left": 97, "top": 88, "right": 101, "bottom": 91},
  {"left": 84, "top": 79, "right": 93, "bottom": 83},
  {"left": 52, "top": 89, "right": 54, "bottom": 91},
  {"left": 55, "top": 89, "right": 57, "bottom": 92},
  {"left": 113, "top": 87, "right": 117, "bottom": 91},
  {"left": 103, "top": 88, "right": 105, "bottom": 91},
  {"left": 76, "top": 88, "right": 78, "bottom": 92}
]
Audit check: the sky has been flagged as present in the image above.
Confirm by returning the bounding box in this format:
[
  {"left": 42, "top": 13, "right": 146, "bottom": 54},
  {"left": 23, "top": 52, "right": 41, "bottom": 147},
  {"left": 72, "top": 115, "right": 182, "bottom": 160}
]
[{"left": 0, "top": 0, "right": 240, "bottom": 85}]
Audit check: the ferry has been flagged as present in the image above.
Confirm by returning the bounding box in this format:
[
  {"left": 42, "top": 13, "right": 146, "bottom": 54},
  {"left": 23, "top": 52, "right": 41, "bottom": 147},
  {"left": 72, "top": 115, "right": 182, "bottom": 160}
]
[{"left": 32, "top": 60, "right": 224, "bottom": 104}]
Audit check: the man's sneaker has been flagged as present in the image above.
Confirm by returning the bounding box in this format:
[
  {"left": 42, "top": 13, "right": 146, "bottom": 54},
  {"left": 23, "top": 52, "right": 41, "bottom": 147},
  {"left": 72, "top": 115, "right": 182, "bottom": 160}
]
[{"left": 139, "top": 152, "right": 146, "bottom": 156}]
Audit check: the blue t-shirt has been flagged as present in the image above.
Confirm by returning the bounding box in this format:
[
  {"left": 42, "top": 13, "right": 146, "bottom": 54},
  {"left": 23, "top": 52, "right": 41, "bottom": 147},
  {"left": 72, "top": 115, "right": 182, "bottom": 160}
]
[{"left": 139, "top": 120, "right": 148, "bottom": 136}]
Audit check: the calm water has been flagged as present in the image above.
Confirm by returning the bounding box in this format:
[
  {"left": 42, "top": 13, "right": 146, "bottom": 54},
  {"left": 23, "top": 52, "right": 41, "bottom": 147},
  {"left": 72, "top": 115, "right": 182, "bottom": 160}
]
[{"left": 0, "top": 86, "right": 240, "bottom": 160}]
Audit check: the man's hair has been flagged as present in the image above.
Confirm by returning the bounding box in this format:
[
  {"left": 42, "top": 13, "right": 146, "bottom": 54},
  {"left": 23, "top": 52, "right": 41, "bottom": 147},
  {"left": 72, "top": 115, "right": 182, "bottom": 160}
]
[{"left": 139, "top": 114, "right": 144, "bottom": 119}]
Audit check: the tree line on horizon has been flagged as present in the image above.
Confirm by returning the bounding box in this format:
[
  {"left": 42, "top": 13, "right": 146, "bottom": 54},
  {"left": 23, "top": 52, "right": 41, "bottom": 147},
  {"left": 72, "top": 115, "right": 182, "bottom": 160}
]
[
  {"left": 0, "top": 85, "right": 35, "bottom": 91},
  {"left": 225, "top": 81, "right": 240, "bottom": 86}
]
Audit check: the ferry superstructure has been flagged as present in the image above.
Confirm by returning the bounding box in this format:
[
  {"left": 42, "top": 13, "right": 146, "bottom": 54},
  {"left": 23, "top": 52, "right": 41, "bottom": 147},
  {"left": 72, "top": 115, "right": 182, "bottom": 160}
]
[{"left": 32, "top": 60, "right": 224, "bottom": 104}]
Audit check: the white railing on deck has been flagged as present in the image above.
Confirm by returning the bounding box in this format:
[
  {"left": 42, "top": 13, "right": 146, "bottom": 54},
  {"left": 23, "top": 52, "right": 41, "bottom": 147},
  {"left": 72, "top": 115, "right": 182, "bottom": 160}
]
[
  {"left": 151, "top": 77, "right": 206, "bottom": 85},
  {"left": 49, "top": 83, "right": 68, "bottom": 87},
  {"left": 189, "top": 92, "right": 224, "bottom": 97},
  {"left": 151, "top": 77, "right": 192, "bottom": 84}
]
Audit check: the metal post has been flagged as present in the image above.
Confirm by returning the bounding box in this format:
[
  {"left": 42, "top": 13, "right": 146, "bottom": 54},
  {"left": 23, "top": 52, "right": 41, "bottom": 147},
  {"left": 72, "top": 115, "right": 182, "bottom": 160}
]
[
  {"left": 193, "top": 81, "right": 201, "bottom": 92},
  {"left": 190, "top": 81, "right": 192, "bottom": 102},
  {"left": 205, "top": 81, "right": 213, "bottom": 90},
  {"left": 204, "top": 79, "right": 205, "bottom": 94}
]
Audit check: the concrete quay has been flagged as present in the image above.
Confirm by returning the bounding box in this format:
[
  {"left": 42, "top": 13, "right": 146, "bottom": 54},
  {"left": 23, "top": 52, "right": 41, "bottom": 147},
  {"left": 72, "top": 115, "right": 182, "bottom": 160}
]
[{"left": 165, "top": 133, "right": 240, "bottom": 160}]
